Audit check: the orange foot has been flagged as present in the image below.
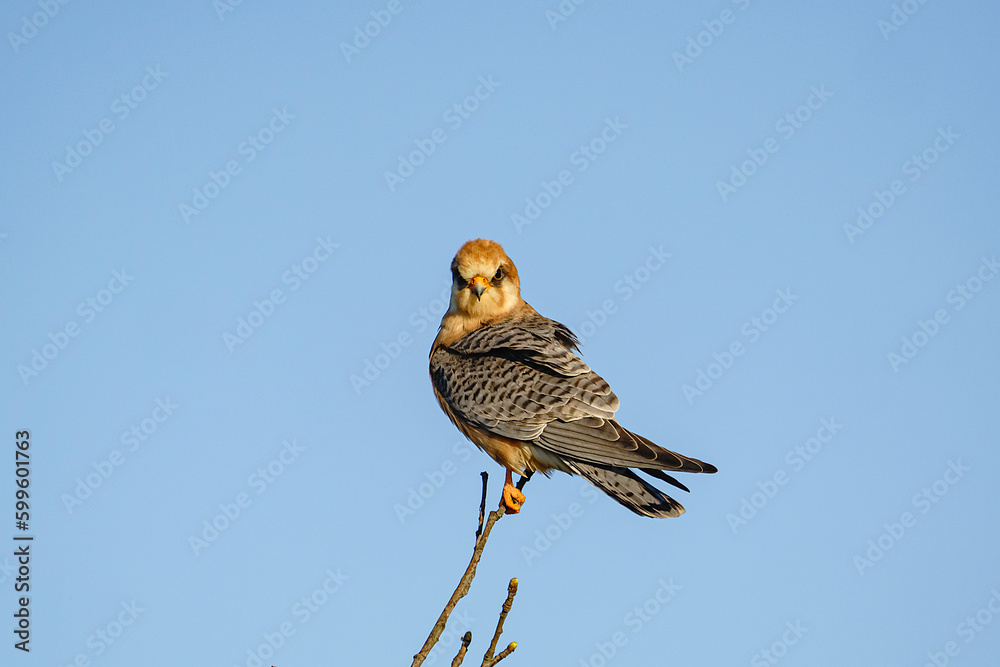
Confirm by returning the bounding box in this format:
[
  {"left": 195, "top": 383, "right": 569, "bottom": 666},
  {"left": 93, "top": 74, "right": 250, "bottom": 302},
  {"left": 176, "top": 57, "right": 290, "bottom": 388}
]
[{"left": 501, "top": 469, "right": 526, "bottom": 513}]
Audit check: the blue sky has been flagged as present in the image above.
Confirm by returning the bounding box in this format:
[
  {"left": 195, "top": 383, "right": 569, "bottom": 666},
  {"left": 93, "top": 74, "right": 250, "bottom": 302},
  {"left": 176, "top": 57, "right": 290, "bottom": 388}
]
[{"left": 3, "top": 2, "right": 999, "bottom": 666}]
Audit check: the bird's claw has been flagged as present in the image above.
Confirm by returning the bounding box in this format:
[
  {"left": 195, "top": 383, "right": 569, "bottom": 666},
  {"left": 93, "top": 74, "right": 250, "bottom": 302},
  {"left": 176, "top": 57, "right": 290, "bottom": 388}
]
[{"left": 501, "top": 483, "right": 526, "bottom": 514}]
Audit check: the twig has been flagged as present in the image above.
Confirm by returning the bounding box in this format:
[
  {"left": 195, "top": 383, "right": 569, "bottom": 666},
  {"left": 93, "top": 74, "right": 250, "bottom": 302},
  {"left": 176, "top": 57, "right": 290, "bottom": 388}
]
[
  {"left": 411, "top": 472, "right": 529, "bottom": 667},
  {"left": 411, "top": 505, "right": 503, "bottom": 666},
  {"left": 488, "top": 642, "right": 517, "bottom": 666},
  {"left": 476, "top": 472, "right": 488, "bottom": 538},
  {"left": 451, "top": 631, "right": 472, "bottom": 667},
  {"left": 516, "top": 471, "right": 532, "bottom": 492},
  {"left": 481, "top": 578, "right": 518, "bottom": 667}
]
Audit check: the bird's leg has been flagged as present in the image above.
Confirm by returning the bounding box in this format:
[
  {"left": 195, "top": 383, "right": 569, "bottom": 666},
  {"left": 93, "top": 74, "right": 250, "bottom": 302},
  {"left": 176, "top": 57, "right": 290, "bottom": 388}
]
[{"left": 501, "top": 468, "right": 526, "bottom": 513}]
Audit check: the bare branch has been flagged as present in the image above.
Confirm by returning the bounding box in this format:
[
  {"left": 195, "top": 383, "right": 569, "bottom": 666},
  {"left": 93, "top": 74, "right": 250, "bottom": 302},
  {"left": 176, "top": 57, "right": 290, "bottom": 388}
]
[
  {"left": 488, "top": 642, "right": 517, "bottom": 666},
  {"left": 516, "top": 471, "right": 532, "bottom": 492},
  {"left": 411, "top": 472, "right": 529, "bottom": 667},
  {"left": 476, "top": 472, "right": 488, "bottom": 539},
  {"left": 481, "top": 578, "right": 518, "bottom": 667},
  {"left": 451, "top": 631, "right": 472, "bottom": 667}
]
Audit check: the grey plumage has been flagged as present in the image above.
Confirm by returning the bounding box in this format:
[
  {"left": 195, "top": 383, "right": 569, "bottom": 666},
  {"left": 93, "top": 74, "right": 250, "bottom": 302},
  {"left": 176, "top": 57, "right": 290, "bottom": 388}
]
[
  {"left": 566, "top": 461, "right": 686, "bottom": 518},
  {"left": 430, "top": 313, "right": 716, "bottom": 518}
]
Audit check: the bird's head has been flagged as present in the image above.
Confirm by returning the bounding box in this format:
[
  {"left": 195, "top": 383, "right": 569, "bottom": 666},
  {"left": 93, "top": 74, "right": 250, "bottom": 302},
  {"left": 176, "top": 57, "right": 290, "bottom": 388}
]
[{"left": 447, "top": 239, "right": 522, "bottom": 321}]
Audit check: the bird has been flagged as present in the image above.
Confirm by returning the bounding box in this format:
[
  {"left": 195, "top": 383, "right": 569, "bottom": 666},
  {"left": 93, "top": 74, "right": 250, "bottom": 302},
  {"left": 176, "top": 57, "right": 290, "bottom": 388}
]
[{"left": 429, "top": 238, "right": 717, "bottom": 518}]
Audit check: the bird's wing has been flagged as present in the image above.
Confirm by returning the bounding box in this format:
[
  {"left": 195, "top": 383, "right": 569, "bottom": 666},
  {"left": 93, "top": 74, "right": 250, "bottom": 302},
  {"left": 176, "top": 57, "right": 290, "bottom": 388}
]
[
  {"left": 430, "top": 320, "right": 616, "bottom": 441},
  {"left": 444, "top": 313, "right": 592, "bottom": 376},
  {"left": 431, "top": 315, "right": 715, "bottom": 473},
  {"left": 537, "top": 419, "right": 715, "bottom": 473}
]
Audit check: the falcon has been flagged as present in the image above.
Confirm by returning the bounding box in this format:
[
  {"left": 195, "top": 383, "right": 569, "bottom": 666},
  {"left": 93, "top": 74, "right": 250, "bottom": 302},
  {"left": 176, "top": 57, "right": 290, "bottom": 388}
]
[{"left": 429, "top": 239, "right": 717, "bottom": 518}]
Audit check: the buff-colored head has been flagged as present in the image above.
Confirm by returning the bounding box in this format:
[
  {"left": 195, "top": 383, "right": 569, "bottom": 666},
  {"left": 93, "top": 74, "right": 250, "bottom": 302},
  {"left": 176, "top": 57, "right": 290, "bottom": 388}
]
[{"left": 448, "top": 239, "right": 522, "bottom": 321}]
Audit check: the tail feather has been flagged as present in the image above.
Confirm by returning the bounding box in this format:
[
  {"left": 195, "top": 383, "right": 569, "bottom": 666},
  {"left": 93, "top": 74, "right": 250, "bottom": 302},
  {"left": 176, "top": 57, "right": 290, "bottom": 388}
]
[
  {"left": 566, "top": 460, "right": 685, "bottom": 518},
  {"left": 643, "top": 468, "right": 690, "bottom": 493}
]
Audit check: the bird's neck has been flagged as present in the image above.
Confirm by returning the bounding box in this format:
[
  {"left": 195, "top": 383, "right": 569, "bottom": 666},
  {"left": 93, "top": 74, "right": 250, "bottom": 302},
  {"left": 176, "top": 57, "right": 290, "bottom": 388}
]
[{"left": 432, "top": 301, "right": 536, "bottom": 349}]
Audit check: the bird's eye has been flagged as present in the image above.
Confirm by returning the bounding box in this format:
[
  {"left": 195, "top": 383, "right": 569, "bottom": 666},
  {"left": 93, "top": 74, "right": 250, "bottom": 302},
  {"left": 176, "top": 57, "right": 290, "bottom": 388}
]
[
  {"left": 451, "top": 265, "right": 463, "bottom": 283},
  {"left": 494, "top": 267, "right": 504, "bottom": 281}
]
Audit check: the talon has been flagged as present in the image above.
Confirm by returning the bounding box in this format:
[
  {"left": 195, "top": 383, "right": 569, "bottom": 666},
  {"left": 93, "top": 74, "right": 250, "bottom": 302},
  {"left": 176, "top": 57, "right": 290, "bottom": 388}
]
[
  {"left": 502, "top": 484, "right": 526, "bottom": 513},
  {"left": 501, "top": 469, "right": 526, "bottom": 513}
]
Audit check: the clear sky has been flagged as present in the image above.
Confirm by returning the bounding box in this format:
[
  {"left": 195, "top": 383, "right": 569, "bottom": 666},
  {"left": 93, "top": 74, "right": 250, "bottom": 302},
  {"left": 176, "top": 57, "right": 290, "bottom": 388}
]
[{"left": 3, "top": 2, "right": 999, "bottom": 666}]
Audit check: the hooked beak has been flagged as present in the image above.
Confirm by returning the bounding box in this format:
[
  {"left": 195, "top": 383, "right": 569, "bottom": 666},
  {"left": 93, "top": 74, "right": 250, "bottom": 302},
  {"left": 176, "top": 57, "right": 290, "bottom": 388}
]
[{"left": 469, "top": 275, "right": 490, "bottom": 300}]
